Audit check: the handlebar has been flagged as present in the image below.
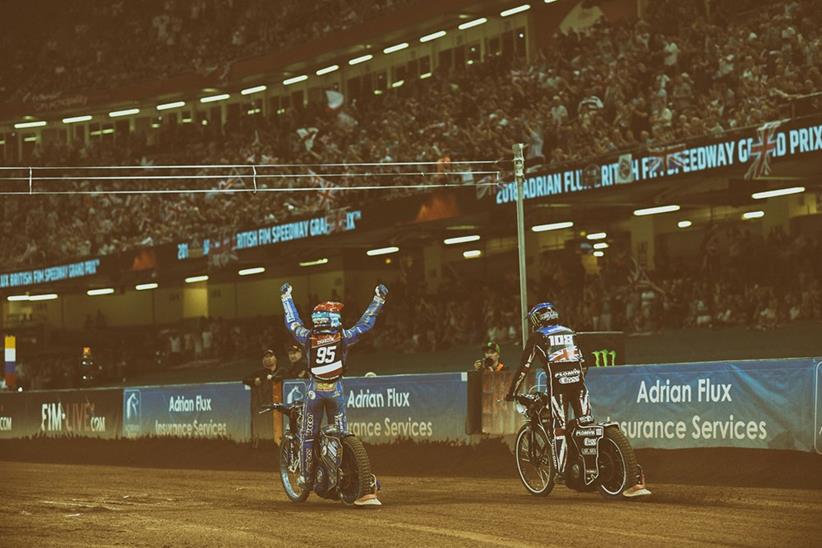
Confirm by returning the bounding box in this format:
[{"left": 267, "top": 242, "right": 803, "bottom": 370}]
[{"left": 257, "top": 401, "right": 303, "bottom": 415}]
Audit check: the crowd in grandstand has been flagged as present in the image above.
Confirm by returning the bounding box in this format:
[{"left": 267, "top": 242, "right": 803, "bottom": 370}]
[
  {"left": 0, "top": 0, "right": 412, "bottom": 103},
  {"left": 3, "top": 0, "right": 821, "bottom": 270}
]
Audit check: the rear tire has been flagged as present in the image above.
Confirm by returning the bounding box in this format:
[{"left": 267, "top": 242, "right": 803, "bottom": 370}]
[
  {"left": 514, "top": 423, "right": 555, "bottom": 496},
  {"left": 279, "top": 436, "right": 310, "bottom": 503},
  {"left": 339, "top": 436, "right": 373, "bottom": 506},
  {"left": 597, "top": 425, "right": 639, "bottom": 499}
]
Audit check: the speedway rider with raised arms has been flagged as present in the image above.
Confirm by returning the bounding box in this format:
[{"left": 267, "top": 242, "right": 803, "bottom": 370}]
[
  {"left": 506, "top": 301, "right": 650, "bottom": 497},
  {"left": 280, "top": 282, "right": 388, "bottom": 505}
]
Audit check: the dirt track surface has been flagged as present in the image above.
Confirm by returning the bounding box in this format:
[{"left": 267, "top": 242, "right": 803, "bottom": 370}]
[{"left": 2, "top": 462, "right": 822, "bottom": 547}]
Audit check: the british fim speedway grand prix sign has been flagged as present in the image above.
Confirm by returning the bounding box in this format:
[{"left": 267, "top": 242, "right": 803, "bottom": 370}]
[{"left": 494, "top": 119, "right": 822, "bottom": 204}]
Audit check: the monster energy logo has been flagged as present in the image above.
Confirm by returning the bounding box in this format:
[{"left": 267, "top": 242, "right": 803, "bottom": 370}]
[{"left": 591, "top": 349, "right": 617, "bottom": 367}]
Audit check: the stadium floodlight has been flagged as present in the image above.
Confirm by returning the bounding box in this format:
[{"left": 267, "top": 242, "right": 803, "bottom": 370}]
[
  {"left": 28, "top": 293, "right": 58, "bottom": 301},
  {"left": 391, "top": 80, "right": 405, "bottom": 88},
  {"left": 633, "top": 204, "right": 680, "bottom": 216},
  {"left": 156, "top": 101, "right": 186, "bottom": 111},
  {"left": 463, "top": 249, "right": 482, "bottom": 259},
  {"left": 593, "top": 251, "right": 605, "bottom": 258},
  {"left": 283, "top": 75, "right": 308, "bottom": 86},
  {"left": 458, "top": 17, "right": 488, "bottom": 30},
  {"left": 677, "top": 220, "right": 692, "bottom": 229},
  {"left": 185, "top": 275, "right": 209, "bottom": 283},
  {"left": 586, "top": 232, "right": 607, "bottom": 240},
  {"left": 62, "top": 115, "right": 92, "bottom": 124},
  {"left": 238, "top": 267, "right": 266, "bottom": 276},
  {"left": 742, "top": 210, "right": 765, "bottom": 220},
  {"left": 299, "top": 258, "right": 329, "bottom": 267},
  {"left": 500, "top": 4, "right": 531, "bottom": 17},
  {"left": 420, "top": 72, "right": 433, "bottom": 79},
  {"left": 544, "top": 0, "right": 558, "bottom": 3},
  {"left": 367, "top": 246, "right": 399, "bottom": 256},
  {"left": 135, "top": 282, "right": 158, "bottom": 291},
  {"left": 87, "top": 288, "right": 115, "bottom": 296},
  {"left": 751, "top": 186, "right": 805, "bottom": 200},
  {"left": 200, "top": 94, "right": 230, "bottom": 103},
  {"left": 316, "top": 65, "right": 340, "bottom": 76},
  {"left": 383, "top": 42, "right": 409, "bottom": 54},
  {"left": 241, "top": 85, "right": 267, "bottom": 95},
  {"left": 23, "top": 136, "right": 38, "bottom": 142},
  {"left": 7, "top": 295, "right": 30, "bottom": 302},
  {"left": 349, "top": 54, "right": 373, "bottom": 66},
  {"left": 419, "top": 30, "right": 446, "bottom": 43},
  {"left": 444, "top": 235, "right": 481, "bottom": 245},
  {"left": 593, "top": 242, "right": 609, "bottom": 250},
  {"left": 108, "top": 108, "right": 140, "bottom": 117},
  {"left": 14, "top": 121, "right": 47, "bottom": 129},
  {"left": 532, "top": 221, "right": 574, "bottom": 232}
]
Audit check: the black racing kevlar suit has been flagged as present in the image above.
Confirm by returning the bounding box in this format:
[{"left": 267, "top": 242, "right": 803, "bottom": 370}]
[{"left": 507, "top": 324, "right": 593, "bottom": 474}]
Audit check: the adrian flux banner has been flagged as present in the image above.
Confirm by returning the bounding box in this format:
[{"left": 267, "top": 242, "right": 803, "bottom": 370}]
[
  {"left": 0, "top": 388, "right": 123, "bottom": 439},
  {"left": 123, "top": 382, "right": 251, "bottom": 441},
  {"left": 584, "top": 358, "right": 819, "bottom": 452},
  {"left": 282, "top": 372, "right": 469, "bottom": 444}
]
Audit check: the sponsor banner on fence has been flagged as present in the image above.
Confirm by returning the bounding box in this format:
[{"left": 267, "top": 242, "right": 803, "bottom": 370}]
[
  {"left": 576, "top": 358, "right": 819, "bottom": 451},
  {"left": 123, "top": 382, "right": 250, "bottom": 441},
  {"left": 282, "top": 373, "right": 468, "bottom": 444},
  {"left": 815, "top": 359, "right": 822, "bottom": 454},
  {"left": 0, "top": 388, "right": 123, "bottom": 439}
]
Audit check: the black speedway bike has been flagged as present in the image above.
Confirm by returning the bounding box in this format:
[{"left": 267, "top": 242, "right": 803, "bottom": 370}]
[
  {"left": 513, "top": 393, "right": 646, "bottom": 498},
  {"left": 259, "top": 401, "right": 378, "bottom": 505}
]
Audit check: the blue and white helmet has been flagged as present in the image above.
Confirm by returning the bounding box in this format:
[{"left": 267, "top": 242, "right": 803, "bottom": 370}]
[{"left": 528, "top": 302, "right": 559, "bottom": 329}]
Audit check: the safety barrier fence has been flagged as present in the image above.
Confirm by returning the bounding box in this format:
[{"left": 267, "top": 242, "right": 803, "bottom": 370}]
[{"left": 1, "top": 358, "right": 819, "bottom": 453}]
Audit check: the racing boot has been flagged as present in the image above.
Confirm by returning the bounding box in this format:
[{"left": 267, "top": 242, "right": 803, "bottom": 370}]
[
  {"left": 353, "top": 474, "right": 382, "bottom": 507},
  {"left": 623, "top": 465, "right": 651, "bottom": 498}
]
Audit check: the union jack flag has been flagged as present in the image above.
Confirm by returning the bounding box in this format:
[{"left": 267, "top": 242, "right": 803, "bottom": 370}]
[
  {"left": 647, "top": 143, "right": 687, "bottom": 176},
  {"left": 745, "top": 121, "right": 782, "bottom": 180},
  {"left": 309, "top": 169, "right": 337, "bottom": 210}
]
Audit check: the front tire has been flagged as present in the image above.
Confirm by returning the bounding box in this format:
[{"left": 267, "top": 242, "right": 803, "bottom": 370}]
[
  {"left": 597, "top": 425, "right": 639, "bottom": 498},
  {"left": 339, "top": 436, "right": 373, "bottom": 506},
  {"left": 514, "top": 423, "right": 556, "bottom": 496},
  {"left": 279, "top": 435, "right": 310, "bottom": 503}
]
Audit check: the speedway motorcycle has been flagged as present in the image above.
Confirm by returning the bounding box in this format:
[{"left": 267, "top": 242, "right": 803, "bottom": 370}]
[
  {"left": 512, "top": 392, "right": 647, "bottom": 498},
  {"left": 259, "top": 401, "right": 378, "bottom": 505}
]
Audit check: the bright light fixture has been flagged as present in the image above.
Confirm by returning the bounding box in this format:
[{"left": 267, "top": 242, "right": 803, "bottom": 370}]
[
  {"left": 593, "top": 243, "right": 609, "bottom": 250},
  {"left": 200, "top": 94, "right": 230, "bottom": 103},
  {"left": 241, "top": 85, "right": 267, "bottom": 95},
  {"left": 156, "top": 101, "right": 186, "bottom": 111},
  {"left": 367, "top": 246, "right": 399, "bottom": 256},
  {"left": 751, "top": 186, "right": 805, "bottom": 200},
  {"left": 419, "top": 72, "right": 433, "bottom": 79},
  {"left": 501, "top": 4, "right": 531, "bottom": 17},
  {"left": 7, "top": 295, "right": 30, "bottom": 302},
  {"left": 383, "top": 42, "right": 409, "bottom": 54},
  {"left": 531, "top": 221, "right": 574, "bottom": 232},
  {"left": 420, "top": 30, "right": 446, "bottom": 43},
  {"left": 316, "top": 65, "right": 339, "bottom": 76},
  {"left": 349, "top": 54, "right": 373, "bottom": 65},
  {"left": 391, "top": 80, "right": 405, "bottom": 88},
  {"left": 463, "top": 250, "right": 482, "bottom": 259},
  {"left": 593, "top": 251, "right": 605, "bottom": 258},
  {"left": 28, "top": 293, "right": 58, "bottom": 301},
  {"left": 87, "top": 288, "right": 115, "bottom": 296},
  {"left": 238, "top": 267, "right": 265, "bottom": 276},
  {"left": 633, "top": 204, "right": 681, "bottom": 216},
  {"left": 283, "top": 75, "right": 308, "bottom": 86},
  {"left": 136, "top": 282, "right": 158, "bottom": 291},
  {"left": 299, "top": 258, "right": 329, "bottom": 267},
  {"left": 62, "top": 115, "right": 92, "bottom": 124},
  {"left": 742, "top": 210, "right": 765, "bottom": 220},
  {"left": 458, "top": 17, "right": 487, "bottom": 30},
  {"left": 185, "top": 275, "right": 209, "bottom": 283},
  {"left": 677, "top": 220, "right": 692, "bottom": 229},
  {"left": 14, "top": 121, "right": 47, "bottom": 129},
  {"left": 586, "top": 232, "right": 607, "bottom": 240},
  {"left": 109, "top": 108, "right": 140, "bottom": 117},
  {"left": 444, "top": 235, "right": 481, "bottom": 245}
]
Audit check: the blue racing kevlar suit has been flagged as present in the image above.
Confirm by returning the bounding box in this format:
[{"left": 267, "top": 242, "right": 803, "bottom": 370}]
[{"left": 280, "top": 289, "right": 386, "bottom": 486}]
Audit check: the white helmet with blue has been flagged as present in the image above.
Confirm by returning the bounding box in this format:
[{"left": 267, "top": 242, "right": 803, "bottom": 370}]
[{"left": 528, "top": 302, "right": 559, "bottom": 329}]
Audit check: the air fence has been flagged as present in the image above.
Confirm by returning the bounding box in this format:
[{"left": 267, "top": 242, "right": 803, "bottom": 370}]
[{"left": 0, "top": 358, "right": 819, "bottom": 454}]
